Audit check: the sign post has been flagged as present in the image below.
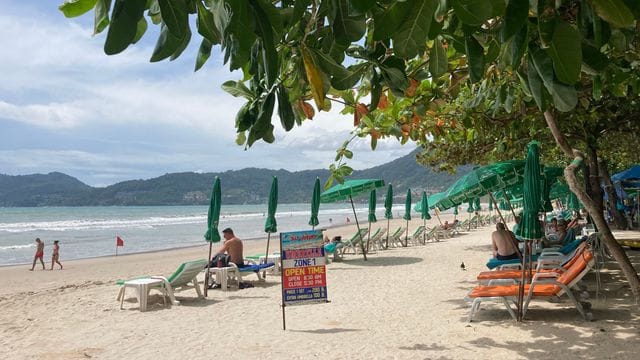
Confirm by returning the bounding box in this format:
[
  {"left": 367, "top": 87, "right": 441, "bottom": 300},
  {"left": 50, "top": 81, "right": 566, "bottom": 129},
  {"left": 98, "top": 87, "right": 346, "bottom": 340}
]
[{"left": 280, "top": 229, "right": 329, "bottom": 330}]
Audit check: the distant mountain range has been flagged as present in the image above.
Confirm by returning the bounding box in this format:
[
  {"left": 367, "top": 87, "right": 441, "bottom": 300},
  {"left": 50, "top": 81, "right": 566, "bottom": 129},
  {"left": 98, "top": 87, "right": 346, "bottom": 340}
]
[{"left": 0, "top": 149, "right": 471, "bottom": 206}]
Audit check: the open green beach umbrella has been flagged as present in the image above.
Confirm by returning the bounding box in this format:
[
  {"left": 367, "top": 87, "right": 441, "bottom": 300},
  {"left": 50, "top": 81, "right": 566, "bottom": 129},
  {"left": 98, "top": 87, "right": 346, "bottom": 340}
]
[
  {"left": 403, "top": 189, "right": 412, "bottom": 247},
  {"left": 309, "top": 178, "right": 320, "bottom": 228},
  {"left": 263, "top": 177, "right": 278, "bottom": 264},
  {"left": 384, "top": 184, "right": 393, "bottom": 249},
  {"left": 367, "top": 189, "right": 377, "bottom": 251},
  {"left": 204, "top": 177, "right": 221, "bottom": 297},
  {"left": 420, "top": 191, "right": 430, "bottom": 244},
  {"left": 321, "top": 179, "right": 385, "bottom": 260}
]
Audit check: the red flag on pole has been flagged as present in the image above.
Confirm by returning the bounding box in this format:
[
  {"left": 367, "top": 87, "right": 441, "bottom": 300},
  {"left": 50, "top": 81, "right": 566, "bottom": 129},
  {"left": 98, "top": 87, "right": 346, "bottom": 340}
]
[{"left": 116, "top": 236, "right": 124, "bottom": 247}]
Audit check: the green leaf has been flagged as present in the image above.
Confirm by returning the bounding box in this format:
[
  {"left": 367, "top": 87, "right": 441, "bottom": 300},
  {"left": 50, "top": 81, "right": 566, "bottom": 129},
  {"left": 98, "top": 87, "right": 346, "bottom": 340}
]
[
  {"left": 235, "top": 131, "right": 247, "bottom": 146},
  {"left": 169, "top": 26, "right": 191, "bottom": 61},
  {"left": 369, "top": 69, "right": 381, "bottom": 112},
  {"left": 277, "top": 84, "right": 295, "bottom": 131},
  {"left": 527, "top": 56, "right": 546, "bottom": 110},
  {"left": 104, "top": 0, "right": 146, "bottom": 55},
  {"left": 251, "top": 0, "right": 279, "bottom": 88},
  {"left": 547, "top": 21, "right": 582, "bottom": 84},
  {"left": 592, "top": 0, "right": 635, "bottom": 28},
  {"left": 529, "top": 46, "right": 554, "bottom": 92},
  {"left": 429, "top": 37, "right": 448, "bottom": 78},
  {"left": 196, "top": 0, "right": 221, "bottom": 44},
  {"left": 451, "top": 0, "right": 493, "bottom": 26},
  {"left": 581, "top": 43, "right": 608, "bottom": 73},
  {"left": 373, "top": 0, "right": 412, "bottom": 40},
  {"left": 348, "top": 0, "right": 375, "bottom": 15},
  {"left": 507, "top": 24, "right": 528, "bottom": 67},
  {"left": 500, "top": 0, "right": 528, "bottom": 41},
  {"left": 464, "top": 35, "right": 484, "bottom": 83},
  {"left": 331, "top": 63, "right": 368, "bottom": 90},
  {"left": 392, "top": 0, "right": 438, "bottom": 58},
  {"left": 380, "top": 56, "right": 409, "bottom": 94},
  {"left": 195, "top": 38, "right": 213, "bottom": 71},
  {"left": 221, "top": 80, "right": 255, "bottom": 100},
  {"left": 150, "top": 24, "right": 183, "bottom": 62},
  {"left": 132, "top": 17, "right": 147, "bottom": 44},
  {"left": 551, "top": 81, "right": 578, "bottom": 112},
  {"left": 309, "top": 48, "right": 354, "bottom": 83},
  {"left": 94, "top": 0, "right": 111, "bottom": 35},
  {"left": 158, "top": 0, "right": 188, "bottom": 39},
  {"left": 329, "top": 0, "right": 366, "bottom": 46},
  {"left": 226, "top": 1, "right": 256, "bottom": 70},
  {"left": 59, "top": 0, "right": 97, "bottom": 18}
]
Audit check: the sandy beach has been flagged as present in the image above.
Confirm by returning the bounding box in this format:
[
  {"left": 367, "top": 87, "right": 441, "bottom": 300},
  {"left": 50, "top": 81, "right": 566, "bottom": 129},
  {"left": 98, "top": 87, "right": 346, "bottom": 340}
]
[{"left": 1, "top": 215, "right": 639, "bottom": 359}]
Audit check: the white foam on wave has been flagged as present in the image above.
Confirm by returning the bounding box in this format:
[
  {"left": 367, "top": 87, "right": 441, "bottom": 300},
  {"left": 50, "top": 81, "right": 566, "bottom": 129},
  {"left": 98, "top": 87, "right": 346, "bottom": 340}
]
[{"left": 0, "top": 244, "right": 35, "bottom": 251}]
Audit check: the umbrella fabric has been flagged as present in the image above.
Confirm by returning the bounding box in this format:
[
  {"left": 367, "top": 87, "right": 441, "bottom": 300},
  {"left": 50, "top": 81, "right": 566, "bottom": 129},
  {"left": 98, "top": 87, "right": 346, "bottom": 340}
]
[
  {"left": 467, "top": 200, "right": 474, "bottom": 213},
  {"left": 420, "top": 191, "right": 431, "bottom": 220},
  {"left": 435, "top": 161, "right": 525, "bottom": 209},
  {"left": 384, "top": 184, "right": 393, "bottom": 219},
  {"left": 414, "top": 192, "right": 446, "bottom": 212},
  {"left": 403, "top": 189, "right": 412, "bottom": 221},
  {"left": 204, "top": 177, "right": 222, "bottom": 243},
  {"left": 308, "top": 178, "right": 320, "bottom": 227},
  {"left": 567, "top": 191, "right": 583, "bottom": 211},
  {"left": 264, "top": 177, "right": 278, "bottom": 233},
  {"left": 368, "top": 189, "right": 377, "bottom": 222},
  {"left": 541, "top": 174, "right": 553, "bottom": 212},
  {"left": 474, "top": 197, "right": 481, "bottom": 212},
  {"left": 321, "top": 179, "right": 385, "bottom": 203},
  {"left": 515, "top": 142, "right": 544, "bottom": 240}
]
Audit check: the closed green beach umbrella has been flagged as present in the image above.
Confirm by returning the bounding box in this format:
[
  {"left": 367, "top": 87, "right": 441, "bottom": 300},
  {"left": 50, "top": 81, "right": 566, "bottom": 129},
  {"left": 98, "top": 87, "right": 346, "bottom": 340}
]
[
  {"left": 514, "top": 142, "right": 544, "bottom": 321},
  {"left": 384, "top": 184, "right": 393, "bottom": 248},
  {"left": 309, "top": 178, "right": 320, "bottom": 228},
  {"left": 420, "top": 191, "right": 430, "bottom": 244},
  {"left": 474, "top": 197, "right": 481, "bottom": 212},
  {"left": 488, "top": 197, "right": 493, "bottom": 211},
  {"left": 204, "top": 177, "right": 221, "bottom": 297},
  {"left": 263, "top": 177, "right": 278, "bottom": 264},
  {"left": 403, "top": 189, "right": 411, "bottom": 246},
  {"left": 467, "top": 200, "right": 474, "bottom": 213}
]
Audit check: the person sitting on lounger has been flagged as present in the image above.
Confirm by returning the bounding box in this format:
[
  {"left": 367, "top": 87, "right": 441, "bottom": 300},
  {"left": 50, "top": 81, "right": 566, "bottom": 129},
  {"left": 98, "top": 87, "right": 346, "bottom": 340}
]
[
  {"left": 441, "top": 221, "right": 451, "bottom": 230},
  {"left": 546, "top": 218, "right": 558, "bottom": 235},
  {"left": 491, "top": 222, "right": 520, "bottom": 260},
  {"left": 215, "top": 228, "right": 245, "bottom": 268}
]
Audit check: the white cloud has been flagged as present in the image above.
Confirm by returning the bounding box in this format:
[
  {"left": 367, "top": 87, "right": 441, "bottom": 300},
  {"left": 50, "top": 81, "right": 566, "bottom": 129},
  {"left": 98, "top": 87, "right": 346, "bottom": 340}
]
[{"left": 0, "top": 3, "right": 418, "bottom": 186}]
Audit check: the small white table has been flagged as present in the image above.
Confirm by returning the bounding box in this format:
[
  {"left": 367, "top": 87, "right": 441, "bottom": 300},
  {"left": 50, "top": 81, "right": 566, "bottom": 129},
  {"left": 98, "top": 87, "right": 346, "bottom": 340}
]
[
  {"left": 258, "top": 254, "right": 281, "bottom": 274},
  {"left": 208, "top": 266, "right": 238, "bottom": 291},
  {"left": 119, "top": 278, "right": 165, "bottom": 312}
]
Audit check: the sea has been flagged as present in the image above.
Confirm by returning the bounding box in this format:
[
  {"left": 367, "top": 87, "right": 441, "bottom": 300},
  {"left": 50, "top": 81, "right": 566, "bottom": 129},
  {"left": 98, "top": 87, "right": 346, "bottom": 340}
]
[{"left": 0, "top": 203, "right": 412, "bottom": 266}]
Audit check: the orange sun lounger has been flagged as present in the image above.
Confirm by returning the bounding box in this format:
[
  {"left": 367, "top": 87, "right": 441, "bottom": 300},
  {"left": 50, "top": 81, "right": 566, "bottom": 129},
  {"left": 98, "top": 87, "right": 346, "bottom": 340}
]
[
  {"left": 466, "top": 249, "right": 594, "bottom": 322},
  {"left": 476, "top": 243, "right": 588, "bottom": 284}
]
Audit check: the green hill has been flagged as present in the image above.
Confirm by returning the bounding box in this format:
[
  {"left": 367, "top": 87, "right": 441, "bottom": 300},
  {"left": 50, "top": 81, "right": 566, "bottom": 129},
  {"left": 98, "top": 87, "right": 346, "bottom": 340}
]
[{"left": 0, "top": 149, "right": 470, "bottom": 206}]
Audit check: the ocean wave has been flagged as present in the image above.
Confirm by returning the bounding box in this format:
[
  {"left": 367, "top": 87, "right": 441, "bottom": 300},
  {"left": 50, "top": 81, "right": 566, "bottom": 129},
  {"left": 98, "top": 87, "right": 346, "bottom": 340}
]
[{"left": 0, "top": 244, "right": 35, "bottom": 251}]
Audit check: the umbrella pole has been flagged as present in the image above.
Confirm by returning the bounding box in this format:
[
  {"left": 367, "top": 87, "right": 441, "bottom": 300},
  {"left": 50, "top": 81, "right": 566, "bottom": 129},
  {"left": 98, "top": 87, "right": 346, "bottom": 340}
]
[
  {"left": 405, "top": 220, "right": 409, "bottom": 247},
  {"left": 504, "top": 196, "right": 517, "bottom": 221},
  {"left": 204, "top": 242, "right": 213, "bottom": 297},
  {"left": 385, "top": 218, "right": 390, "bottom": 249},
  {"left": 434, "top": 208, "right": 443, "bottom": 225},
  {"left": 349, "top": 195, "right": 367, "bottom": 261},
  {"left": 264, "top": 233, "right": 271, "bottom": 263},
  {"left": 489, "top": 193, "right": 508, "bottom": 231},
  {"left": 367, "top": 221, "right": 372, "bottom": 252}
]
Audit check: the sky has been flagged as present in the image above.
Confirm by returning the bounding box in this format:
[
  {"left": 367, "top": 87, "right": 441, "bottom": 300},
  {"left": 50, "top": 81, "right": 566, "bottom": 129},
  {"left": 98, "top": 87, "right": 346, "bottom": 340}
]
[{"left": 0, "top": 1, "right": 415, "bottom": 187}]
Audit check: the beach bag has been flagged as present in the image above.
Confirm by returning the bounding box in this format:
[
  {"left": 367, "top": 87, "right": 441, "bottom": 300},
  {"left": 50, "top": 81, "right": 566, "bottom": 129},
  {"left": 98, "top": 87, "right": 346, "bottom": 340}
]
[{"left": 210, "top": 254, "right": 231, "bottom": 268}]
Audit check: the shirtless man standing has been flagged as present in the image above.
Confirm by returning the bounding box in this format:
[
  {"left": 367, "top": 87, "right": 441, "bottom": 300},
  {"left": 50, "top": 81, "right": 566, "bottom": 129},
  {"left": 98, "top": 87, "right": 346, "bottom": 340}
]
[
  {"left": 491, "top": 223, "right": 520, "bottom": 260},
  {"left": 216, "top": 228, "right": 245, "bottom": 267},
  {"left": 30, "top": 238, "right": 45, "bottom": 271}
]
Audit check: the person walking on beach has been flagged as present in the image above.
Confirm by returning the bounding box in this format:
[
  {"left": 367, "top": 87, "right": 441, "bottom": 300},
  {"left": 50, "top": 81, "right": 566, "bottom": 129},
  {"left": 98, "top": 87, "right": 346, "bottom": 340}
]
[
  {"left": 50, "top": 240, "right": 63, "bottom": 270},
  {"left": 30, "top": 238, "right": 45, "bottom": 271}
]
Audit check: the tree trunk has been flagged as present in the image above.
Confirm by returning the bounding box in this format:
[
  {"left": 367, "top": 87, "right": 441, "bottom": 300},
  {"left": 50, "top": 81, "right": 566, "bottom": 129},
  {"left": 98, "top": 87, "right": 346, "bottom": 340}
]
[
  {"left": 600, "top": 159, "right": 628, "bottom": 229},
  {"left": 544, "top": 110, "right": 640, "bottom": 302},
  {"left": 584, "top": 145, "right": 604, "bottom": 217}
]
